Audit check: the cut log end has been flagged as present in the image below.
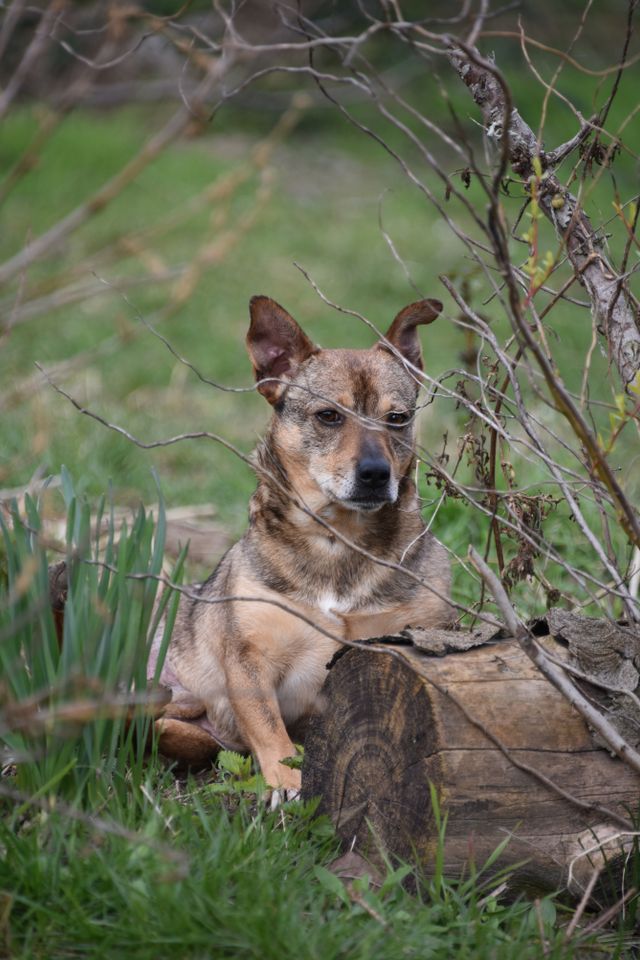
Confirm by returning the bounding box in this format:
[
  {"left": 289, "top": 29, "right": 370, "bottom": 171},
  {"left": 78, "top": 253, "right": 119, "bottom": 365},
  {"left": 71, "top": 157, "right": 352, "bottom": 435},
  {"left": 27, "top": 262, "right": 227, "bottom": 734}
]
[{"left": 304, "top": 645, "right": 438, "bottom": 865}]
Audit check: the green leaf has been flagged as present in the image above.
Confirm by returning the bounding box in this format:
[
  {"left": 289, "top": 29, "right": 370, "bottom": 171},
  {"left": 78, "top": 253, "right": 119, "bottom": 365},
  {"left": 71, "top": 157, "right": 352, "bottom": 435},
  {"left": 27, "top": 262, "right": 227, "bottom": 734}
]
[
  {"left": 217, "top": 750, "right": 252, "bottom": 778},
  {"left": 537, "top": 899, "right": 556, "bottom": 928},
  {"left": 524, "top": 898, "right": 557, "bottom": 932},
  {"left": 279, "top": 745, "right": 304, "bottom": 770},
  {"left": 234, "top": 774, "right": 267, "bottom": 794},
  {"left": 380, "top": 863, "right": 413, "bottom": 895},
  {"left": 60, "top": 465, "right": 75, "bottom": 509},
  {"left": 313, "top": 866, "right": 350, "bottom": 905}
]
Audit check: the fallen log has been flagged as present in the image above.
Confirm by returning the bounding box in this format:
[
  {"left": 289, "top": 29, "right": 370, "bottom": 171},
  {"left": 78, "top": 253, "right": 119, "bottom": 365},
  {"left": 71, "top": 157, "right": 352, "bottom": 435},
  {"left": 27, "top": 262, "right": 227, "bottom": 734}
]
[{"left": 302, "top": 623, "right": 640, "bottom": 904}]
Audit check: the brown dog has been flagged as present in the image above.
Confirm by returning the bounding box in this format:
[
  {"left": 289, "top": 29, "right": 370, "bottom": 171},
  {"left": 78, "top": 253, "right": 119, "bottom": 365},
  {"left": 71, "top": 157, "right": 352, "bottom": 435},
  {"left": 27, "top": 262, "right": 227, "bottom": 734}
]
[{"left": 151, "top": 295, "right": 452, "bottom": 799}]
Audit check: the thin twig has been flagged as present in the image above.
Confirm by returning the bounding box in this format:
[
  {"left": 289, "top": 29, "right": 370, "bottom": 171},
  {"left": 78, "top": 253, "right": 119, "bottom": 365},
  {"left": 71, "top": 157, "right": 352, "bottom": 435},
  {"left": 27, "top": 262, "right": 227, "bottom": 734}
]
[{"left": 469, "top": 547, "right": 640, "bottom": 776}]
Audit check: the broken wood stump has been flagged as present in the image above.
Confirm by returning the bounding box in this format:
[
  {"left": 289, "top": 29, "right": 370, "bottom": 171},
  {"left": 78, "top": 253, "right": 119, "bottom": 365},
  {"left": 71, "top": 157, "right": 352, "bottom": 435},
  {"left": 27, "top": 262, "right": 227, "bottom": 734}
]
[{"left": 302, "top": 618, "right": 640, "bottom": 903}]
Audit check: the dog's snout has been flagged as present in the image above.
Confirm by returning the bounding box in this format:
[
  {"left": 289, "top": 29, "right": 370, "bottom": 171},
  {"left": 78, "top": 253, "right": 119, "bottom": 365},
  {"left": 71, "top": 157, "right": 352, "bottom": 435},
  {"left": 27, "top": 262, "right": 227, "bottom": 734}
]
[{"left": 356, "top": 456, "right": 391, "bottom": 489}]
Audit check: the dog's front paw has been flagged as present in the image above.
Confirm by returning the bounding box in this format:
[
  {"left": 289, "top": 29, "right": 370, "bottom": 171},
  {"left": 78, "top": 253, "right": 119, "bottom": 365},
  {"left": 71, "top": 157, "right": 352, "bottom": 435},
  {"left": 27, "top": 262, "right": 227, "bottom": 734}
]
[
  {"left": 269, "top": 787, "right": 301, "bottom": 810},
  {"left": 262, "top": 764, "right": 301, "bottom": 809}
]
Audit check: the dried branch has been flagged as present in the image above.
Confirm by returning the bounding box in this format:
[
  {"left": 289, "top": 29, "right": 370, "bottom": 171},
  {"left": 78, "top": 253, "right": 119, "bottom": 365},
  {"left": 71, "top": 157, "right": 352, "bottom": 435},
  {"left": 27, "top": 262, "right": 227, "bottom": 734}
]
[
  {"left": 0, "top": 0, "right": 28, "bottom": 64},
  {"left": 0, "top": 52, "right": 229, "bottom": 289},
  {"left": 0, "top": 1, "right": 65, "bottom": 122},
  {"left": 469, "top": 546, "right": 640, "bottom": 776},
  {"left": 447, "top": 40, "right": 640, "bottom": 388}
]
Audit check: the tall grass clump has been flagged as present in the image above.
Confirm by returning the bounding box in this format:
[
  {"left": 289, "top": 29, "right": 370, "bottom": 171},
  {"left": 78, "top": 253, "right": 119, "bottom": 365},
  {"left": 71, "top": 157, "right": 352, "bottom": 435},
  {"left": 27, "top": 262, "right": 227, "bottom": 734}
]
[{"left": 0, "top": 469, "right": 184, "bottom": 809}]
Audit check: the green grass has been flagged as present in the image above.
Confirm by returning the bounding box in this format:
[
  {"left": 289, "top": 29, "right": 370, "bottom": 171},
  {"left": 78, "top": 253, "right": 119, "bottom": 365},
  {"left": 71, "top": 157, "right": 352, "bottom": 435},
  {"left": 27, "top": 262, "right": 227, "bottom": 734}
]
[
  {"left": 1, "top": 784, "right": 602, "bottom": 960},
  {"left": 1, "top": 492, "right": 635, "bottom": 959}
]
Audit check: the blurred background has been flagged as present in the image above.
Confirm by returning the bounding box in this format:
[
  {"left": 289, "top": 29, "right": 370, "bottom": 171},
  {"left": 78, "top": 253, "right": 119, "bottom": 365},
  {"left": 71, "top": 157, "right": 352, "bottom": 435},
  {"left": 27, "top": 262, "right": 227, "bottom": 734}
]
[{"left": 1, "top": 0, "right": 638, "bottom": 589}]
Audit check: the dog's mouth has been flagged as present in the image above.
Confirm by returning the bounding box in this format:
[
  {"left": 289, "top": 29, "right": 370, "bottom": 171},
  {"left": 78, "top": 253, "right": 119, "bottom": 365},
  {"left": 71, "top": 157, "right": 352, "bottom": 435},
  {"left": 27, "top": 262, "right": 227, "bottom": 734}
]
[
  {"left": 317, "top": 476, "right": 398, "bottom": 513},
  {"left": 342, "top": 494, "right": 393, "bottom": 512}
]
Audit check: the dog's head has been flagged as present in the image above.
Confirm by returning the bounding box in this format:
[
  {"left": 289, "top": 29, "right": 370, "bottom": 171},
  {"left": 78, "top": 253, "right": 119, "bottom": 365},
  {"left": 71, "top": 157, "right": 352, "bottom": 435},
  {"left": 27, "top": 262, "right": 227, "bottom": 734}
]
[{"left": 246, "top": 295, "right": 442, "bottom": 513}]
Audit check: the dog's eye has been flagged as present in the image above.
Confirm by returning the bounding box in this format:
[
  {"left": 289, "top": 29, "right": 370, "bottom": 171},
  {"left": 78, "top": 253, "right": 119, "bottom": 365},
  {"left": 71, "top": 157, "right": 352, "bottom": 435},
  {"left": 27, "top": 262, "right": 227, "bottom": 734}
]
[
  {"left": 316, "top": 409, "right": 344, "bottom": 425},
  {"left": 385, "top": 411, "right": 411, "bottom": 427}
]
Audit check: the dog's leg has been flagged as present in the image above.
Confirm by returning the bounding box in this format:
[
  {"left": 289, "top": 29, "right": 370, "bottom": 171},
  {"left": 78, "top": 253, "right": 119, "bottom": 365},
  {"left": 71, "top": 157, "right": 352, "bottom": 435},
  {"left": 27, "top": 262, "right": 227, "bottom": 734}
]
[
  {"left": 225, "top": 651, "right": 301, "bottom": 797},
  {"left": 155, "top": 717, "right": 220, "bottom": 766}
]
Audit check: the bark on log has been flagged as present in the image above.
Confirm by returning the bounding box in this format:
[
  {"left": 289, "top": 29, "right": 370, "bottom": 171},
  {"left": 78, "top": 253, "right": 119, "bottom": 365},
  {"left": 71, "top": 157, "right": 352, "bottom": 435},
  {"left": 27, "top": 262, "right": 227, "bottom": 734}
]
[{"left": 302, "top": 634, "right": 640, "bottom": 904}]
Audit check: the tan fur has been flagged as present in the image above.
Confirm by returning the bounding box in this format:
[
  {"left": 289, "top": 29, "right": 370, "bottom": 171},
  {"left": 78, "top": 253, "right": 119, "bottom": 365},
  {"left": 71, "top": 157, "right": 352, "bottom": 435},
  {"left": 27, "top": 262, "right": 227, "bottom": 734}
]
[{"left": 153, "top": 295, "right": 452, "bottom": 792}]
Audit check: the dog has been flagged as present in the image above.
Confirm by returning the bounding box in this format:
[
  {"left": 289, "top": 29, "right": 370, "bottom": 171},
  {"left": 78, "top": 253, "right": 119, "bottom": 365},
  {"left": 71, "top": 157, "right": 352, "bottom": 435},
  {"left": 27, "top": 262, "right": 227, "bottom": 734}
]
[{"left": 149, "top": 295, "right": 452, "bottom": 798}]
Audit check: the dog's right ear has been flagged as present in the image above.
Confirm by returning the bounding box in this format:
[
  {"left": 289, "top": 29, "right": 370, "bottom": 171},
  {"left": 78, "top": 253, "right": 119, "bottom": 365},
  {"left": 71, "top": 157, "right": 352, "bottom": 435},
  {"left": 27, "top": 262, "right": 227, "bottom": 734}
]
[{"left": 247, "top": 296, "right": 318, "bottom": 404}]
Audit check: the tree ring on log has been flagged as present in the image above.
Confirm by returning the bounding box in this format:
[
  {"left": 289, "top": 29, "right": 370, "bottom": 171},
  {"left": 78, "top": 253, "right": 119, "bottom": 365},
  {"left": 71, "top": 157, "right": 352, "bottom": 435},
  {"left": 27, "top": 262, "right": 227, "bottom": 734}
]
[{"left": 303, "top": 647, "right": 439, "bottom": 865}]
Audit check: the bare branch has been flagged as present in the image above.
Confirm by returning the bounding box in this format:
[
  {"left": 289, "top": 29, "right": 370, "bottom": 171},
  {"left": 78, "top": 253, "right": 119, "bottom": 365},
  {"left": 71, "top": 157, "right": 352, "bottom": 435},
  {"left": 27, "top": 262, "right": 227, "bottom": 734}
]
[
  {"left": 447, "top": 40, "right": 640, "bottom": 388},
  {"left": 0, "top": 54, "right": 229, "bottom": 288},
  {"left": 469, "top": 547, "right": 640, "bottom": 776},
  {"left": 0, "top": 1, "right": 64, "bottom": 122}
]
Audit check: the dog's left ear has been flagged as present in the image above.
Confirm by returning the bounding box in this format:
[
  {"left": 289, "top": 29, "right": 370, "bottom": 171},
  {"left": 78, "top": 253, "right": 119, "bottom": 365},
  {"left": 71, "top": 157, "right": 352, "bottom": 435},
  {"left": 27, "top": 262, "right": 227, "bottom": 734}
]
[
  {"left": 247, "top": 296, "right": 318, "bottom": 404},
  {"left": 377, "top": 299, "right": 442, "bottom": 371}
]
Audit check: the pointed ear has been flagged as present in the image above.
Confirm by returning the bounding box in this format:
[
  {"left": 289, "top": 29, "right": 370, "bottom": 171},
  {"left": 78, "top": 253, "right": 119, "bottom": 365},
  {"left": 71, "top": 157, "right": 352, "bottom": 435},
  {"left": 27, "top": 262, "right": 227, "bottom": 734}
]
[
  {"left": 377, "top": 299, "right": 442, "bottom": 370},
  {"left": 246, "top": 296, "right": 318, "bottom": 404}
]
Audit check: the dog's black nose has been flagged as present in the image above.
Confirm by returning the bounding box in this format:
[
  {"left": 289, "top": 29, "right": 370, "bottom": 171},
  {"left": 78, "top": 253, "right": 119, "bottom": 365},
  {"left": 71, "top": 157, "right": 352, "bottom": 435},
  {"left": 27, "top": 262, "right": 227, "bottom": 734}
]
[{"left": 356, "top": 457, "right": 391, "bottom": 489}]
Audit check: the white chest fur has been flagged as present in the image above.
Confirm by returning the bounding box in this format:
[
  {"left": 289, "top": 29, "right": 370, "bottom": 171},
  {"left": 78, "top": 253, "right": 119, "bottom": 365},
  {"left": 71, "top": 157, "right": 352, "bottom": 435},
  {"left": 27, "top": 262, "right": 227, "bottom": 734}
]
[
  {"left": 276, "top": 631, "right": 338, "bottom": 724},
  {"left": 315, "top": 589, "right": 354, "bottom": 617}
]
